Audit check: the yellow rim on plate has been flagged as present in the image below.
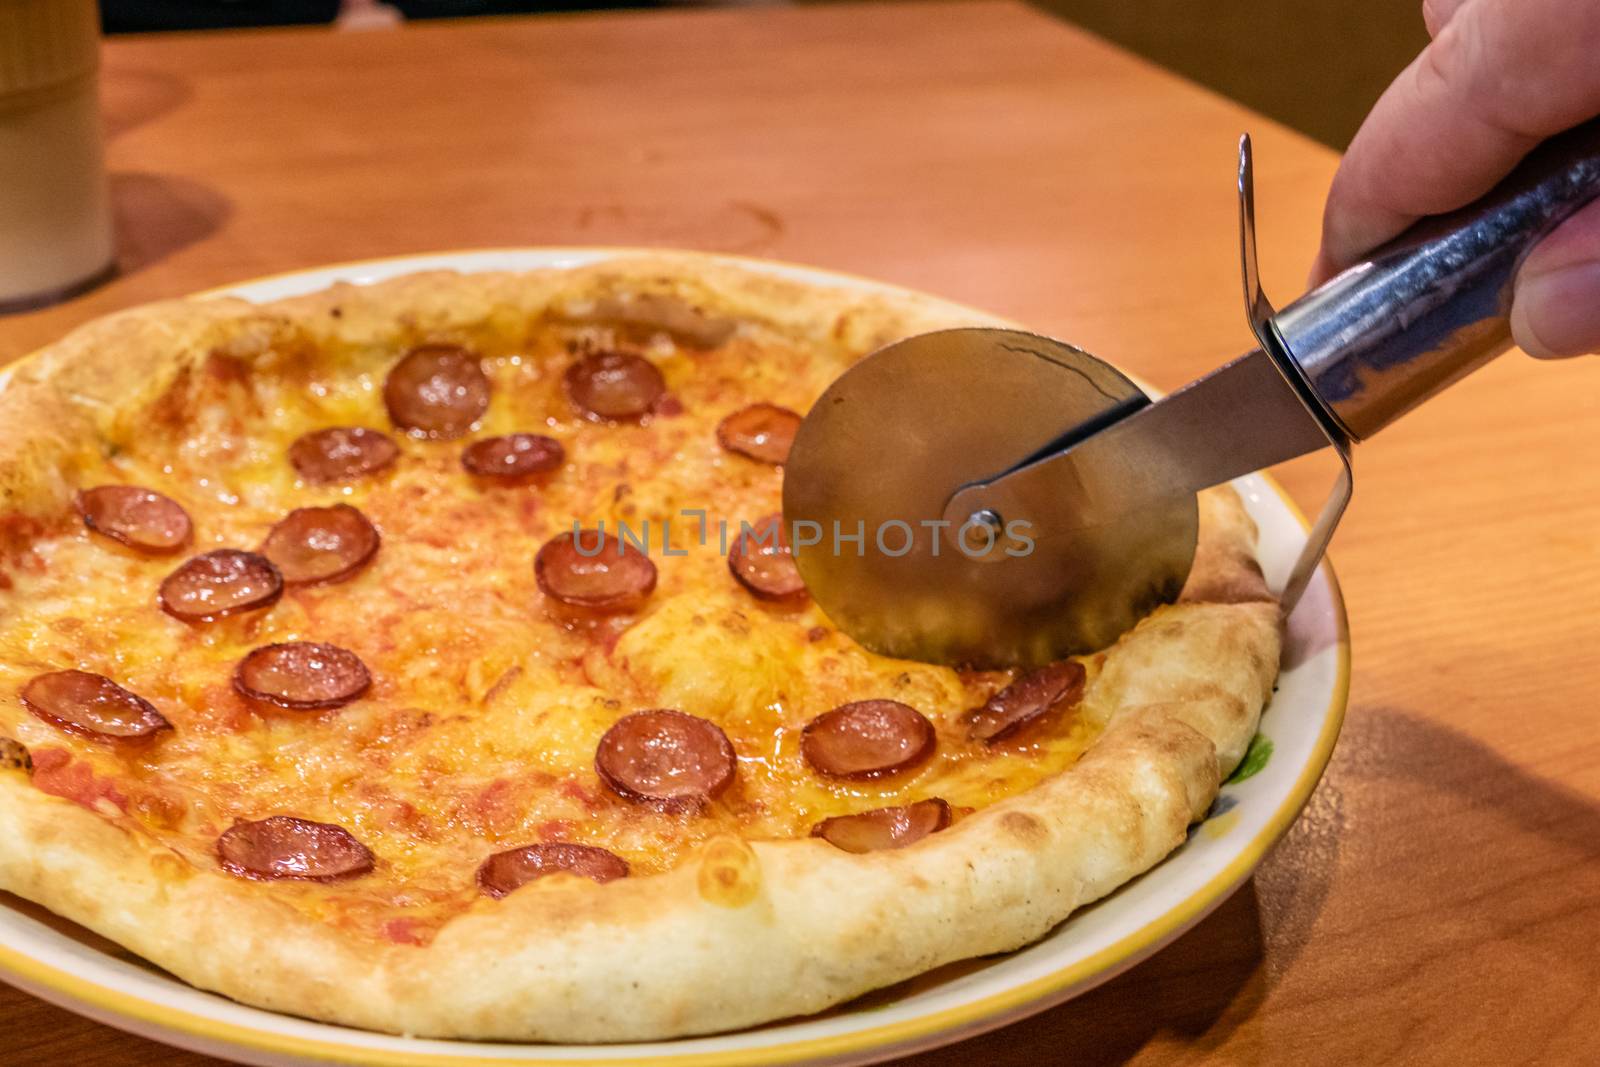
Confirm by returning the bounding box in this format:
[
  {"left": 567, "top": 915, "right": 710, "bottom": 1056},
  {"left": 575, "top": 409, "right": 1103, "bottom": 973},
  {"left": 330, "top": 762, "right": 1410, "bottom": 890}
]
[{"left": 0, "top": 250, "right": 1352, "bottom": 1067}]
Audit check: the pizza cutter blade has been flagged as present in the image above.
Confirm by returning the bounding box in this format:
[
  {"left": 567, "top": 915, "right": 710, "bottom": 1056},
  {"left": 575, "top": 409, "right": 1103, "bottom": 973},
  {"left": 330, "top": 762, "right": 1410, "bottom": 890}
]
[
  {"left": 784, "top": 118, "right": 1600, "bottom": 667},
  {"left": 780, "top": 330, "right": 1197, "bottom": 666}
]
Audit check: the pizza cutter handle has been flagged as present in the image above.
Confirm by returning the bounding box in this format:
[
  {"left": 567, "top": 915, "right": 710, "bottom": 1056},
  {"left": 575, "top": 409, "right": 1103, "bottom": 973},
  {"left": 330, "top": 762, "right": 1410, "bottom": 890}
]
[{"left": 1269, "top": 115, "right": 1600, "bottom": 441}]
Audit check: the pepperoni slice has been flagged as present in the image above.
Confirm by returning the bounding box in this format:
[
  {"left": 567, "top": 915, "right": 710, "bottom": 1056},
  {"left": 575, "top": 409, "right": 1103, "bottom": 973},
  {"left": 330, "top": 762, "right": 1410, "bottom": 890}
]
[
  {"left": 564, "top": 351, "right": 666, "bottom": 421},
  {"left": 20, "top": 670, "right": 171, "bottom": 742},
  {"left": 717, "top": 404, "right": 801, "bottom": 465},
  {"left": 233, "top": 642, "right": 371, "bottom": 710},
  {"left": 801, "top": 700, "right": 936, "bottom": 779},
  {"left": 75, "top": 486, "right": 192, "bottom": 555},
  {"left": 461, "top": 434, "right": 565, "bottom": 481},
  {"left": 812, "top": 798, "right": 951, "bottom": 854},
  {"left": 383, "top": 343, "right": 491, "bottom": 439},
  {"left": 728, "top": 514, "right": 806, "bottom": 601},
  {"left": 963, "top": 660, "right": 1087, "bottom": 743},
  {"left": 535, "top": 530, "right": 657, "bottom": 613},
  {"left": 260, "top": 504, "right": 380, "bottom": 585},
  {"left": 159, "top": 550, "right": 283, "bottom": 623},
  {"left": 216, "top": 816, "right": 374, "bottom": 881},
  {"left": 288, "top": 427, "right": 400, "bottom": 484},
  {"left": 594, "top": 709, "right": 737, "bottom": 810},
  {"left": 476, "top": 843, "right": 629, "bottom": 897}
]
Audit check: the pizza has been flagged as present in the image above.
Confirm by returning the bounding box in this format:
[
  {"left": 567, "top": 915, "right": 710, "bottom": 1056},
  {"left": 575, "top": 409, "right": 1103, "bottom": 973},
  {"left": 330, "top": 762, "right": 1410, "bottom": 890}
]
[{"left": 0, "top": 255, "right": 1280, "bottom": 1042}]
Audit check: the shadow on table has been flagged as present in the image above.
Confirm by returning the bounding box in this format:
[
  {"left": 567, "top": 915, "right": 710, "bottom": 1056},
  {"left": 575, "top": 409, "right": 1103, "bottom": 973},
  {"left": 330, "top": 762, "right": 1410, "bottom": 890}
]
[
  {"left": 1333, "top": 706, "right": 1600, "bottom": 860},
  {"left": 898, "top": 880, "right": 1272, "bottom": 1067},
  {"left": 110, "top": 172, "right": 232, "bottom": 278}
]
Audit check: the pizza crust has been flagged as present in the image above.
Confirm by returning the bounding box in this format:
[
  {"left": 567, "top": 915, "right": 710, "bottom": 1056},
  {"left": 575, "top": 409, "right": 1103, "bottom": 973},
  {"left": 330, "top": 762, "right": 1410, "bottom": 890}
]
[{"left": 0, "top": 254, "right": 1280, "bottom": 1040}]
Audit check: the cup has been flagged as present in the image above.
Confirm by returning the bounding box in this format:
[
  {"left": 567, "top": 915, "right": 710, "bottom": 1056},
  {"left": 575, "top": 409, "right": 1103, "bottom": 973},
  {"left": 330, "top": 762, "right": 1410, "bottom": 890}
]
[{"left": 0, "top": 0, "right": 115, "bottom": 311}]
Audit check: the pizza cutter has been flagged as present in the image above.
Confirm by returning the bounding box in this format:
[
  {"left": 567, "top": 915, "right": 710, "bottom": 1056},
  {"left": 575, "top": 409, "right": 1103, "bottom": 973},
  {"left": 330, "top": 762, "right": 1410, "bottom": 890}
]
[{"left": 784, "top": 117, "right": 1600, "bottom": 667}]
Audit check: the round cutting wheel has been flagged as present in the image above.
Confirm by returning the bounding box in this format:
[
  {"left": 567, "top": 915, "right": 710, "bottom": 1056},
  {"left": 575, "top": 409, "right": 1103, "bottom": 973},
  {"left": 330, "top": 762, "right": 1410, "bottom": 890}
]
[{"left": 782, "top": 328, "right": 1198, "bottom": 667}]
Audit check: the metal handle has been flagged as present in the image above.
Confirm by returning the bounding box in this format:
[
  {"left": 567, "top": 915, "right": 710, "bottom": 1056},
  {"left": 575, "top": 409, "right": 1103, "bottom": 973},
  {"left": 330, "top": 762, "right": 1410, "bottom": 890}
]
[{"left": 1270, "top": 117, "right": 1600, "bottom": 441}]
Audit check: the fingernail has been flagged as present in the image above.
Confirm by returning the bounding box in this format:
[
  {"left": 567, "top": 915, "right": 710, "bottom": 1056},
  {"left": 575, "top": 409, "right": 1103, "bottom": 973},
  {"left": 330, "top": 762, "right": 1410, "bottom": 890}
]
[{"left": 1512, "top": 260, "right": 1600, "bottom": 358}]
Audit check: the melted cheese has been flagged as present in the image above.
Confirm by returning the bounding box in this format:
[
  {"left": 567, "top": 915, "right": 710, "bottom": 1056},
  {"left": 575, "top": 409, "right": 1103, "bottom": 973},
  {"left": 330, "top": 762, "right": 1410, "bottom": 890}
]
[{"left": 0, "top": 319, "right": 1108, "bottom": 942}]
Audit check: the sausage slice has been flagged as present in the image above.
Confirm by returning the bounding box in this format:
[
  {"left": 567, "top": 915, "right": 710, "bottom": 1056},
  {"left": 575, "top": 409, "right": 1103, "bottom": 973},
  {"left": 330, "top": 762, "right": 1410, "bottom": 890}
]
[
  {"left": 963, "top": 660, "right": 1087, "bottom": 742},
  {"left": 461, "top": 434, "right": 565, "bottom": 481},
  {"left": 595, "top": 709, "right": 737, "bottom": 810},
  {"left": 75, "top": 486, "right": 192, "bottom": 554},
  {"left": 233, "top": 642, "right": 371, "bottom": 710},
  {"left": 564, "top": 351, "right": 665, "bottom": 421},
  {"left": 216, "top": 816, "right": 374, "bottom": 881},
  {"left": 812, "top": 798, "right": 951, "bottom": 853},
  {"left": 801, "top": 700, "right": 936, "bottom": 779},
  {"left": 260, "top": 504, "right": 379, "bottom": 585},
  {"left": 159, "top": 550, "right": 283, "bottom": 622},
  {"left": 20, "top": 670, "right": 171, "bottom": 742},
  {"left": 288, "top": 427, "right": 399, "bottom": 484},
  {"left": 728, "top": 514, "right": 806, "bottom": 601},
  {"left": 383, "top": 343, "right": 490, "bottom": 438},
  {"left": 476, "top": 843, "right": 629, "bottom": 897},
  {"left": 716, "top": 403, "right": 801, "bottom": 465},
  {"left": 535, "top": 530, "right": 657, "bottom": 612}
]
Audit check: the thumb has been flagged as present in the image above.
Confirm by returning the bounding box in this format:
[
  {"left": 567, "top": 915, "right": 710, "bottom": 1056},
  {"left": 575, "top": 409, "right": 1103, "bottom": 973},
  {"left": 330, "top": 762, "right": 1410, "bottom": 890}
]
[{"left": 1512, "top": 198, "right": 1600, "bottom": 358}]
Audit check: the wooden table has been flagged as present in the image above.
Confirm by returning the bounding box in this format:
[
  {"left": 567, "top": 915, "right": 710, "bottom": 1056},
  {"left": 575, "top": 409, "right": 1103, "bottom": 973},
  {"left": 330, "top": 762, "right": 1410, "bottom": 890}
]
[{"left": 5, "top": 2, "right": 1599, "bottom": 1063}]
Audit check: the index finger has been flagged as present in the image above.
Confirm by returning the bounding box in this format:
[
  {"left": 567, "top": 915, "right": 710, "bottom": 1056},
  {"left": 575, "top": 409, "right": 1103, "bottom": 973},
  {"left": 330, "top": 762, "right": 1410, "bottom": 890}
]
[{"left": 1313, "top": 0, "right": 1600, "bottom": 281}]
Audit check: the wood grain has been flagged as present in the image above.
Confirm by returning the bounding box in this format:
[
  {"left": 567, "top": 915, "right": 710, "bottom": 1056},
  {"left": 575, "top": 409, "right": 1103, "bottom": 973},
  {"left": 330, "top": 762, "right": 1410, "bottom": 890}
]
[{"left": 3, "top": 2, "right": 1599, "bottom": 1064}]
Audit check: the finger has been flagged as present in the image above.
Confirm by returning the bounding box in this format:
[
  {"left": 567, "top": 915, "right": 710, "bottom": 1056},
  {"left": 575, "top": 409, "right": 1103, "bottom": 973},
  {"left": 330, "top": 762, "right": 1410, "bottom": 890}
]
[
  {"left": 1511, "top": 198, "right": 1600, "bottom": 358},
  {"left": 1312, "top": 0, "right": 1600, "bottom": 282},
  {"left": 1421, "top": 0, "right": 1472, "bottom": 38}
]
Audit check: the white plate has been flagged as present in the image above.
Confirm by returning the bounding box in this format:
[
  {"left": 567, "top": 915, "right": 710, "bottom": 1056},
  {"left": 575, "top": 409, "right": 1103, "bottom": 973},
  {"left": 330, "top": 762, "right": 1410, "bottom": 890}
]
[{"left": 0, "top": 249, "right": 1349, "bottom": 1067}]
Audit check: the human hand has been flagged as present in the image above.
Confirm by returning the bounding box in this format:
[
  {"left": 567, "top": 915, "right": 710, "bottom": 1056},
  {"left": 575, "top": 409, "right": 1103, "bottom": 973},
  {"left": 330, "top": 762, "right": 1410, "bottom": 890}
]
[{"left": 1312, "top": 0, "right": 1600, "bottom": 357}]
